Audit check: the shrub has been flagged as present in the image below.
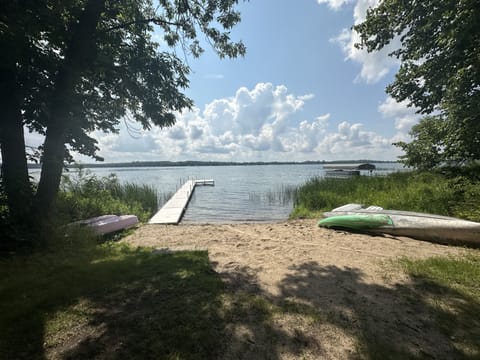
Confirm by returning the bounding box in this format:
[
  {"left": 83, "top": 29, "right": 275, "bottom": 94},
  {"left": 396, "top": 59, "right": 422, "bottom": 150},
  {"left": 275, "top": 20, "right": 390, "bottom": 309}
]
[{"left": 55, "top": 170, "right": 158, "bottom": 224}]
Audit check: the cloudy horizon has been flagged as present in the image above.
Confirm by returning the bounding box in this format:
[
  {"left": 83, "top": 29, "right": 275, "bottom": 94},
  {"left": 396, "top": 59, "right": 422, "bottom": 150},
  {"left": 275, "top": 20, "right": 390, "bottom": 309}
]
[{"left": 24, "top": 0, "right": 420, "bottom": 164}]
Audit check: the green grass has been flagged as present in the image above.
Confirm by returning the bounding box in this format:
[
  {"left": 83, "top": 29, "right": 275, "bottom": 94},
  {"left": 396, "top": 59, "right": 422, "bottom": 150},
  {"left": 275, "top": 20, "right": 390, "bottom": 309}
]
[
  {"left": 0, "top": 239, "right": 226, "bottom": 360},
  {"left": 396, "top": 254, "right": 480, "bottom": 358},
  {"left": 291, "top": 169, "right": 480, "bottom": 221},
  {"left": 398, "top": 254, "right": 480, "bottom": 304}
]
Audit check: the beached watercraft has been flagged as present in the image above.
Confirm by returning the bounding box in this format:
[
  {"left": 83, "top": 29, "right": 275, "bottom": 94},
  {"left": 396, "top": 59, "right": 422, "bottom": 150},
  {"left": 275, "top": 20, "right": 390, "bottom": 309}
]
[
  {"left": 320, "top": 204, "right": 480, "bottom": 246},
  {"left": 70, "top": 214, "right": 139, "bottom": 235},
  {"left": 319, "top": 214, "right": 393, "bottom": 230}
]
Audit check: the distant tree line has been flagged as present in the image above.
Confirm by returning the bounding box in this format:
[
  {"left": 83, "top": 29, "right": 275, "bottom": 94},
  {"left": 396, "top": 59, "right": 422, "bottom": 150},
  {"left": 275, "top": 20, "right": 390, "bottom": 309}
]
[{"left": 25, "top": 160, "right": 398, "bottom": 169}]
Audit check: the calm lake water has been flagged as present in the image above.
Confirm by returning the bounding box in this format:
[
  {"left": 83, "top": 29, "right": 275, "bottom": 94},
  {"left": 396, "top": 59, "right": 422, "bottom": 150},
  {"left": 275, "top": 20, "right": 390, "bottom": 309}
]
[{"left": 30, "top": 163, "right": 403, "bottom": 223}]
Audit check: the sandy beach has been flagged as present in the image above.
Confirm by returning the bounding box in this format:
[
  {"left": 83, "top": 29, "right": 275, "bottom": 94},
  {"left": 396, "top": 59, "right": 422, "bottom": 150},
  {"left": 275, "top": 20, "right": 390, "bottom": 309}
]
[{"left": 124, "top": 220, "right": 472, "bottom": 359}]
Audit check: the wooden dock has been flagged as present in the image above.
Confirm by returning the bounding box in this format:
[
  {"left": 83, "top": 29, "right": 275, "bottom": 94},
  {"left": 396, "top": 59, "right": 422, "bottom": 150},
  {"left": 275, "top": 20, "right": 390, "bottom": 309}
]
[{"left": 148, "top": 179, "right": 214, "bottom": 224}]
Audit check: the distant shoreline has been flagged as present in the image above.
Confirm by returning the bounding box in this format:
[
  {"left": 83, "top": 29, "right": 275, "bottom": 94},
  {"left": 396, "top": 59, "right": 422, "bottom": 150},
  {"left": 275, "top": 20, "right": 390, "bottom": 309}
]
[{"left": 26, "top": 160, "right": 398, "bottom": 169}]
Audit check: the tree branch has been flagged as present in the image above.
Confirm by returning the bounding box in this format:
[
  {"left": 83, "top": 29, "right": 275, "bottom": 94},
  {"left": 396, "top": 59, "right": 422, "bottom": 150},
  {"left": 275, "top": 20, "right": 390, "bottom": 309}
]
[{"left": 101, "top": 17, "right": 186, "bottom": 33}]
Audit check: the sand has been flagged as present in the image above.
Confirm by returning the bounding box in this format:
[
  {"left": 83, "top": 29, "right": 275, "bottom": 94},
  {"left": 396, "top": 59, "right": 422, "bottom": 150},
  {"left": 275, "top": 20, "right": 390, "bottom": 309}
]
[{"left": 124, "top": 220, "right": 473, "bottom": 359}]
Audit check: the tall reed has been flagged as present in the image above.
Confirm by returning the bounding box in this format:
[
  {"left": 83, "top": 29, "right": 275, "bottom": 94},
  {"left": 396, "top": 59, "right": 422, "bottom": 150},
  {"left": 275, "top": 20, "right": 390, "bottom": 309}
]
[
  {"left": 251, "top": 184, "right": 299, "bottom": 206},
  {"left": 56, "top": 171, "right": 158, "bottom": 223},
  {"left": 292, "top": 170, "right": 480, "bottom": 221}
]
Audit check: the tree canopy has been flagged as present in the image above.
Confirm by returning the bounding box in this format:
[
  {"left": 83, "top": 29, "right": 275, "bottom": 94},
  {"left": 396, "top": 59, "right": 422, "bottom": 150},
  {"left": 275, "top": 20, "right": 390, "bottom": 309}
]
[
  {"left": 392, "top": 115, "right": 447, "bottom": 170},
  {"left": 0, "top": 0, "right": 246, "bottom": 240},
  {"left": 354, "top": 0, "right": 480, "bottom": 168}
]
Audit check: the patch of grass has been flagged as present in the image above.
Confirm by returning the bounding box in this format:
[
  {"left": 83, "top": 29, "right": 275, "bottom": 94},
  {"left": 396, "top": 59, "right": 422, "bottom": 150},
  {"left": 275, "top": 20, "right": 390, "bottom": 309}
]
[
  {"left": 398, "top": 254, "right": 480, "bottom": 301},
  {"left": 397, "top": 254, "right": 480, "bottom": 358},
  {"left": 292, "top": 169, "right": 480, "bottom": 221},
  {"left": 0, "top": 241, "right": 226, "bottom": 359}
]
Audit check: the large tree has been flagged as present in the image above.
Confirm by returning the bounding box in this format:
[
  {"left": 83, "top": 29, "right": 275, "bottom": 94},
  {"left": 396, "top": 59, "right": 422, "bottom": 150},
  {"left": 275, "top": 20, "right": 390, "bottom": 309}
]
[
  {"left": 0, "top": 0, "right": 246, "bottom": 233},
  {"left": 354, "top": 0, "right": 480, "bottom": 168}
]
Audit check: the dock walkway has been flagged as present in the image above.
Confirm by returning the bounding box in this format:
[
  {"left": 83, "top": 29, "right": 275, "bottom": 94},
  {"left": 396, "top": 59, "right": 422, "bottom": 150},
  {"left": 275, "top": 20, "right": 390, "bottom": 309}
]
[{"left": 148, "top": 179, "right": 214, "bottom": 224}]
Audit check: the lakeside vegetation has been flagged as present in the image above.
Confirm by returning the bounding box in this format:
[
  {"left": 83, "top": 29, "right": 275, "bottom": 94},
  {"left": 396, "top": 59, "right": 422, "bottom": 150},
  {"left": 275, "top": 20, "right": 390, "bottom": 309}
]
[
  {"left": 56, "top": 170, "right": 158, "bottom": 224},
  {"left": 0, "top": 170, "right": 158, "bottom": 251},
  {"left": 291, "top": 165, "right": 480, "bottom": 222}
]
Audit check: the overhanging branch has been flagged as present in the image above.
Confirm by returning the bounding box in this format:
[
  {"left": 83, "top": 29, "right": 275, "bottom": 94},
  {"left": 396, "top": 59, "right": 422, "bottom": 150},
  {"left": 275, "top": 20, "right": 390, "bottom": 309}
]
[{"left": 101, "top": 17, "right": 186, "bottom": 33}]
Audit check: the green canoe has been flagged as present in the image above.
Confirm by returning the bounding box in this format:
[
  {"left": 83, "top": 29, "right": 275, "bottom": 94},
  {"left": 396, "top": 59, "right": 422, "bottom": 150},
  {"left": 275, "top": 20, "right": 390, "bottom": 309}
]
[{"left": 318, "top": 214, "right": 393, "bottom": 230}]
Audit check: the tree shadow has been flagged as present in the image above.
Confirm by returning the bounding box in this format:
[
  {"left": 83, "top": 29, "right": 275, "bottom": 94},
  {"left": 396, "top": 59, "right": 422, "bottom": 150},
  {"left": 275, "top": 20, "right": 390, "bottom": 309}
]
[
  {"left": 5, "top": 245, "right": 318, "bottom": 360},
  {"left": 213, "top": 263, "right": 322, "bottom": 360},
  {"left": 212, "top": 260, "right": 480, "bottom": 359},
  {"left": 275, "top": 261, "right": 479, "bottom": 359},
  {"left": 3, "top": 248, "right": 479, "bottom": 359},
  {"left": 2, "top": 247, "right": 228, "bottom": 359}
]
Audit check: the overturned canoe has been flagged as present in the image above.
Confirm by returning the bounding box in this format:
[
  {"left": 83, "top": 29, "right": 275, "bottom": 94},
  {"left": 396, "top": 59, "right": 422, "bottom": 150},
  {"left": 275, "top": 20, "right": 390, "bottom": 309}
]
[
  {"left": 321, "top": 204, "right": 480, "bottom": 246},
  {"left": 318, "top": 214, "right": 393, "bottom": 230},
  {"left": 71, "top": 214, "right": 139, "bottom": 235}
]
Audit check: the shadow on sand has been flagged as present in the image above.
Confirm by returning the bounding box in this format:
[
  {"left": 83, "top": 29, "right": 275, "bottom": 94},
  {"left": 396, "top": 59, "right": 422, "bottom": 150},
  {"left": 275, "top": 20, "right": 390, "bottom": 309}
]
[
  {"left": 217, "top": 260, "right": 480, "bottom": 359},
  {"left": 3, "top": 250, "right": 479, "bottom": 359}
]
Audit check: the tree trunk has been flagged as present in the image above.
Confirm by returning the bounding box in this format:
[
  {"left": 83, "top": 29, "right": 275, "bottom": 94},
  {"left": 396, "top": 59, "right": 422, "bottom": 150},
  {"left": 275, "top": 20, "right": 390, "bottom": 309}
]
[
  {"left": 34, "top": 0, "right": 105, "bottom": 216},
  {"left": 0, "top": 67, "right": 33, "bottom": 222},
  {"left": 33, "top": 125, "right": 68, "bottom": 215}
]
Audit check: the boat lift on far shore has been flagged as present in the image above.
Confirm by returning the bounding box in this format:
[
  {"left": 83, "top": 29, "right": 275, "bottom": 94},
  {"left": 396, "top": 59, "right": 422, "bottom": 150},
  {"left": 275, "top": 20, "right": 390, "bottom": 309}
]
[
  {"left": 148, "top": 179, "right": 214, "bottom": 225},
  {"left": 323, "top": 163, "right": 376, "bottom": 177}
]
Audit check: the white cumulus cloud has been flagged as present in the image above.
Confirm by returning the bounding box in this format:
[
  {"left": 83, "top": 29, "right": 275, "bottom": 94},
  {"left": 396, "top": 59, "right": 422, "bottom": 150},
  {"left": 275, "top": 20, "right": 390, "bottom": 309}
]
[
  {"left": 317, "top": 0, "right": 354, "bottom": 10},
  {"left": 315, "top": 121, "right": 391, "bottom": 158},
  {"left": 90, "top": 83, "right": 314, "bottom": 161},
  {"left": 58, "top": 83, "right": 406, "bottom": 163},
  {"left": 328, "top": 0, "right": 400, "bottom": 83},
  {"left": 378, "top": 96, "right": 420, "bottom": 132}
]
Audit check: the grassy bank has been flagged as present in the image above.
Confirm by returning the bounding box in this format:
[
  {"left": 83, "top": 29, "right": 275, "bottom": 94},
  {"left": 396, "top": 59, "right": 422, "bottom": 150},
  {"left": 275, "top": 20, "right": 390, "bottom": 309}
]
[{"left": 291, "top": 167, "right": 480, "bottom": 221}]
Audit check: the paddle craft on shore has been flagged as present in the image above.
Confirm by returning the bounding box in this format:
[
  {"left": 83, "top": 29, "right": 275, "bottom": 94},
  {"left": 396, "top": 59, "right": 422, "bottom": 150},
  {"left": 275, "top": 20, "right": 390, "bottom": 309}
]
[
  {"left": 70, "top": 214, "right": 139, "bottom": 235},
  {"left": 319, "top": 204, "right": 480, "bottom": 247}
]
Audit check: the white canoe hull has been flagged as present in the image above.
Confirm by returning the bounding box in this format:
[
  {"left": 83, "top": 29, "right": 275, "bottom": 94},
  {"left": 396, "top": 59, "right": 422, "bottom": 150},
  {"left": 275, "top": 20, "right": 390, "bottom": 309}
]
[
  {"left": 324, "top": 204, "right": 480, "bottom": 246},
  {"left": 71, "top": 214, "right": 139, "bottom": 235}
]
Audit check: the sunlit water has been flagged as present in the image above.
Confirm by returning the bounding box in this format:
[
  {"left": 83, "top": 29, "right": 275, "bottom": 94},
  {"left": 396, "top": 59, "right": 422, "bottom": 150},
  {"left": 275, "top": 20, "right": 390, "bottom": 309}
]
[{"left": 29, "top": 163, "right": 403, "bottom": 223}]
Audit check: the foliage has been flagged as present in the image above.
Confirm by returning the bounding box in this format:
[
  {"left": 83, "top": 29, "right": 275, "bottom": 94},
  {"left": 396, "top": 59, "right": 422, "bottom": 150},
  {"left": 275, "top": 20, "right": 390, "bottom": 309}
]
[
  {"left": 3, "top": 0, "right": 246, "bottom": 160},
  {"left": 56, "top": 170, "right": 158, "bottom": 223},
  {"left": 0, "top": 0, "right": 247, "bottom": 231},
  {"left": 394, "top": 114, "right": 480, "bottom": 169},
  {"left": 291, "top": 169, "right": 480, "bottom": 222},
  {"left": 354, "top": 0, "right": 479, "bottom": 115},
  {"left": 393, "top": 115, "right": 448, "bottom": 169},
  {"left": 354, "top": 0, "right": 480, "bottom": 168}
]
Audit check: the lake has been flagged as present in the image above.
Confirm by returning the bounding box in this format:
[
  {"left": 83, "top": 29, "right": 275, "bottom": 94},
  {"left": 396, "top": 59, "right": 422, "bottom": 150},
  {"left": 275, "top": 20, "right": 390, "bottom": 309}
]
[{"left": 30, "top": 163, "right": 403, "bottom": 223}]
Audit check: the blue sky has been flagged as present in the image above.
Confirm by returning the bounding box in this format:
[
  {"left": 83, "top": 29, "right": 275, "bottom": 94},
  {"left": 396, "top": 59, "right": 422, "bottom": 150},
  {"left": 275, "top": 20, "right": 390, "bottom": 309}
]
[{"left": 28, "top": 0, "right": 420, "bottom": 163}]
